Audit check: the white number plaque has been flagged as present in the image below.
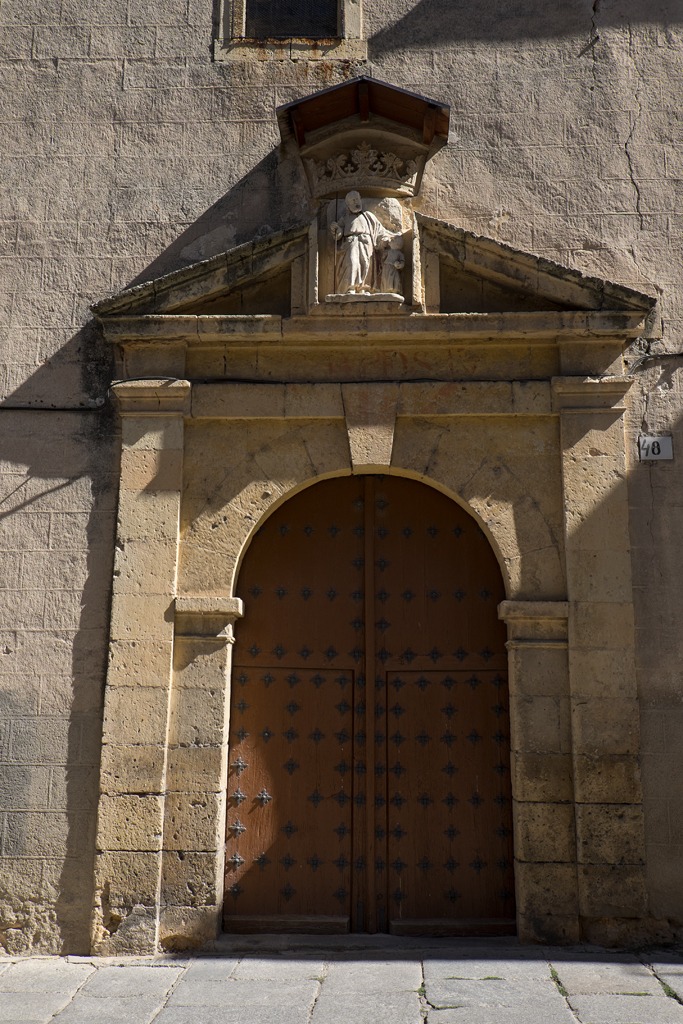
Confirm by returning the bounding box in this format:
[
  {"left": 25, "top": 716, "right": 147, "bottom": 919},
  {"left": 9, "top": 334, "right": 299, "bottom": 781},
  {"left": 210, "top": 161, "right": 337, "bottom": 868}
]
[{"left": 638, "top": 435, "right": 673, "bottom": 461}]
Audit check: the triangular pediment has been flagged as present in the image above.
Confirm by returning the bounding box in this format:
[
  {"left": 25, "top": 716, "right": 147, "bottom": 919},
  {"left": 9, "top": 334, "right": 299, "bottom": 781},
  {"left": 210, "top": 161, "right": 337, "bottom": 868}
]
[
  {"left": 93, "top": 214, "right": 656, "bottom": 323},
  {"left": 416, "top": 215, "right": 656, "bottom": 316},
  {"left": 92, "top": 224, "right": 309, "bottom": 317}
]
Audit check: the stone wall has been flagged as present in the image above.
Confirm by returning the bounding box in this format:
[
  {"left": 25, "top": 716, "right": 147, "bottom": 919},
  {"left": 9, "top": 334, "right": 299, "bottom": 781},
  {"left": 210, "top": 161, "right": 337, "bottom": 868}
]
[
  {"left": 2, "top": 0, "right": 683, "bottom": 950},
  {"left": 0, "top": 411, "right": 117, "bottom": 952}
]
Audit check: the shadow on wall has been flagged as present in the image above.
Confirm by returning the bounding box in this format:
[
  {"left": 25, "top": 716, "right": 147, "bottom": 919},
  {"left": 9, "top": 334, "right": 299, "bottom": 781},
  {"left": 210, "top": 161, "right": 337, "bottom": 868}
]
[
  {"left": 127, "top": 146, "right": 312, "bottom": 289},
  {"left": 369, "top": 0, "right": 683, "bottom": 53},
  {"left": 0, "top": 342, "right": 119, "bottom": 952}
]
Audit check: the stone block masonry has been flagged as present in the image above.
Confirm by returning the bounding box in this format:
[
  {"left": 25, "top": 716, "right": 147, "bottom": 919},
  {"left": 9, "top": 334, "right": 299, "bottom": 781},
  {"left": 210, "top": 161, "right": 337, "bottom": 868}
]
[{"left": 0, "top": 411, "right": 118, "bottom": 953}]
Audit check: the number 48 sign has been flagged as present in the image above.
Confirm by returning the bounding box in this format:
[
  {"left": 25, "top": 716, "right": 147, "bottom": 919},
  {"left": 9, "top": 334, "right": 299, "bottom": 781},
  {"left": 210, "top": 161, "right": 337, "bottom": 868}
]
[{"left": 638, "top": 435, "right": 674, "bottom": 461}]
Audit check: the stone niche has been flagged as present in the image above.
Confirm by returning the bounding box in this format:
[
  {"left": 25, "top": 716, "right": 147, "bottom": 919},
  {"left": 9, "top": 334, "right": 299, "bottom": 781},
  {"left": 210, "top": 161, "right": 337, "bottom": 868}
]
[{"left": 91, "top": 77, "right": 661, "bottom": 954}]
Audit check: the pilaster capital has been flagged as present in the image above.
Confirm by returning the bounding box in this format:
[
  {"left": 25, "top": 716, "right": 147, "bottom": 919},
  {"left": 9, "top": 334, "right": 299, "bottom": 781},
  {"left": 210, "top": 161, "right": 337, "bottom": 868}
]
[
  {"left": 112, "top": 379, "right": 191, "bottom": 415},
  {"left": 174, "top": 596, "right": 244, "bottom": 639},
  {"left": 551, "top": 376, "right": 631, "bottom": 413},
  {"left": 498, "top": 599, "right": 569, "bottom": 647}
]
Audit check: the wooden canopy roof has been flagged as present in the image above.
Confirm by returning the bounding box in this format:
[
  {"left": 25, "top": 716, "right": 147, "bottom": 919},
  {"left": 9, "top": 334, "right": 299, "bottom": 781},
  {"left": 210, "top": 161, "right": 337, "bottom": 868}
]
[{"left": 277, "top": 75, "right": 450, "bottom": 148}]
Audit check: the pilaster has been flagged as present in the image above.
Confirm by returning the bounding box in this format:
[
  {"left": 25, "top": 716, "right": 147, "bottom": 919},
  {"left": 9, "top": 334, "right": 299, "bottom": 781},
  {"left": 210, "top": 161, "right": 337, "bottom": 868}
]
[
  {"left": 92, "top": 380, "right": 190, "bottom": 955},
  {"left": 553, "top": 377, "right": 647, "bottom": 934},
  {"left": 499, "top": 600, "right": 579, "bottom": 943},
  {"left": 159, "top": 597, "right": 243, "bottom": 949}
]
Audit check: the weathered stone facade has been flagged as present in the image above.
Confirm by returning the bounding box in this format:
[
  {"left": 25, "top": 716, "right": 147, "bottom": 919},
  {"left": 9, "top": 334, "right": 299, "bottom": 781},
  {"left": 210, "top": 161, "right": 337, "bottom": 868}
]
[{"left": 2, "top": 0, "right": 683, "bottom": 954}]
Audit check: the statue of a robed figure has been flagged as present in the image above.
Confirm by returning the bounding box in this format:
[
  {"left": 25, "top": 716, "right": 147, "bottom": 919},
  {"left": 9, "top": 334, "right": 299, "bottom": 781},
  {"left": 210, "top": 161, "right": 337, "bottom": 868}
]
[{"left": 328, "top": 191, "right": 405, "bottom": 300}]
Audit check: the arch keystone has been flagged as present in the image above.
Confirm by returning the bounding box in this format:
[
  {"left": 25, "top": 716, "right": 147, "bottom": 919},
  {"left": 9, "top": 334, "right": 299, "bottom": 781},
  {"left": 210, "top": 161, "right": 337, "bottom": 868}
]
[{"left": 342, "top": 383, "right": 399, "bottom": 469}]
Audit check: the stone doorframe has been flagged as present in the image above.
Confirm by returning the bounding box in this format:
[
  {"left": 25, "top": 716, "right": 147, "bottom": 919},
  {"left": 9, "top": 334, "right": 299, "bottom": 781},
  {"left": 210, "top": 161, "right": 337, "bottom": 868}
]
[{"left": 91, "top": 359, "right": 648, "bottom": 954}]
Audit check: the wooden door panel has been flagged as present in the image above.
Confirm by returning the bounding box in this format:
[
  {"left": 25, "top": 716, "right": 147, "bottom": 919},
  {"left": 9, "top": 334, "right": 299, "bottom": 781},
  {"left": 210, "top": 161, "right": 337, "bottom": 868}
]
[
  {"left": 225, "top": 478, "right": 365, "bottom": 930},
  {"left": 382, "top": 670, "right": 515, "bottom": 929},
  {"left": 371, "top": 476, "right": 508, "bottom": 674},
  {"left": 234, "top": 476, "right": 366, "bottom": 672},
  {"left": 225, "top": 666, "right": 355, "bottom": 923}
]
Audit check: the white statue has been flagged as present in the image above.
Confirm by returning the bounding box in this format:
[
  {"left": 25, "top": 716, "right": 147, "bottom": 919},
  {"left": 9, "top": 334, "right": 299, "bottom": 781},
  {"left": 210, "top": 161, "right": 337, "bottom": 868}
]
[
  {"left": 330, "top": 190, "right": 391, "bottom": 295},
  {"left": 380, "top": 234, "right": 405, "bottom": 296}
]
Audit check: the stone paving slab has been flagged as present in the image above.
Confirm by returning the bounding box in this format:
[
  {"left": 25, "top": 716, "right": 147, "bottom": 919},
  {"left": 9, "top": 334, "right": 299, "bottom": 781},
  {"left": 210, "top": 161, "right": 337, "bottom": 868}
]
[
  {"left": 651, "top": 958, "right": 683, "bottom": 977},
  {"left": 0, "top": 959, "right": 95, "bottom": 991},
  {"left": 429, "top": 1007, "right": 577, "bottom": 1024},
  {"left": 312, "top": 959, "right": 423, "bottom": 1024},
  {"left": 322, "top": 959, "right": 422, "bottom": 991},
  {"left": 568, "top": 993, "right": 683, "bottom": 1023},
  {"left": 78, "top": 965, "right": 182, "bottom": 997},
  {"left": 51, "top": 995, "right": 167, "bottom": 1024},
  {"left": 165, "top": 976, "right": 320, "bottom": 1007},
  {"left": 154, "top": 1008, "right": 310, "bottom": 1024},
  {"left": 425, "top": 976, "right": 564, "bottom": 1008},
  {"left": 544, "top": 949, "right": 644, "bottom": 962},
  {"left": 313, "top": 987, "right": 423, "bottom": 1024},
  {"left": 178, "top": 956, "right": 240, "bottom": 980},
  {"left": 423, "top": 956, "right": 553, "bottom": 982},
  {"left": 230, "top": 956, "right": 326, "bottom": 982},
  {"left": 553, "top": 958, "right": 664, "bottom": 995},
  {"left": 647, "top": 952, "right": 683, "bottom": 968},
  {"left": 0, "top": 991, "right": 74, "bottom": 1022}
]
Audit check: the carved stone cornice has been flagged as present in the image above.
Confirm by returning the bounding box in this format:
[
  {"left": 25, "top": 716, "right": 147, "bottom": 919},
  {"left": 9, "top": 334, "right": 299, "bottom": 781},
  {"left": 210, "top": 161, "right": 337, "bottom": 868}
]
[
  {"left": 111, "top": 379, "right": 191, "bottom": 415},
  {"left": 551, "top": 376, "right": 632, "bottom": 412},
  {"left": 305, "top": 142, "right": 422, "bottom": 200},
  {"left": 102, "top": 311, "right": 654, "bottom": 345}
]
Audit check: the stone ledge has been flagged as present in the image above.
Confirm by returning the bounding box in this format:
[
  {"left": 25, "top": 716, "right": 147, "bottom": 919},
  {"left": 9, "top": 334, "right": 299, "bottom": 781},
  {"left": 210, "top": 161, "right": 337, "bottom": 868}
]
[
  {"left": 112, "top": 379, "right": 191, "bottom": 415},
  {"left": 101, "top": 310, "right": 651, "bottom": 344},
  {"left": 499, "top": 600, "right": 569, "bottom": 645},
  {"left": 551, "top": 376, "right": 632, "bottom": 411},
  {"left": 214, "top": 38, "right": 368, "bottom": 61},
  {"left": 174, "top": 596, "right": 244, "bottom": 638}
]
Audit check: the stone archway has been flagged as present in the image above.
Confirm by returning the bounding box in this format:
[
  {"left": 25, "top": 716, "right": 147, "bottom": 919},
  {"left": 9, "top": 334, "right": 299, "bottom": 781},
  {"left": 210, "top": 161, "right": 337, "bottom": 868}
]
[{"left": 91, "top": 138, "right": 655, "bottom": 950}]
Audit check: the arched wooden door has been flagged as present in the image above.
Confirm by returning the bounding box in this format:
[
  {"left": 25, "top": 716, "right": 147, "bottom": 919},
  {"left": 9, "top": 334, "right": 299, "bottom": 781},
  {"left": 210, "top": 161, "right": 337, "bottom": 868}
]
[{"left": 223, "top": 476, "right": 515, "bottom": 935}]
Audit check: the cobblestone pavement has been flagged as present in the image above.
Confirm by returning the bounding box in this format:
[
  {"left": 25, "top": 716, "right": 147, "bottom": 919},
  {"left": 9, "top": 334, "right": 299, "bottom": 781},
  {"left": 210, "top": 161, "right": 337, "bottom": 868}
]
[{"left": 3, "top": 936, "right": 683, "bottom": 1024}]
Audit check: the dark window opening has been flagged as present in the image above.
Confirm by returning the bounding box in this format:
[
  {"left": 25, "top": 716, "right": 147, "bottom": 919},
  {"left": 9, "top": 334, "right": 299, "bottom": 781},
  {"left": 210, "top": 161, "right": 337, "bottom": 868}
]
[{"left": 245, "top": 0, "right": 338, "bottom": 38}]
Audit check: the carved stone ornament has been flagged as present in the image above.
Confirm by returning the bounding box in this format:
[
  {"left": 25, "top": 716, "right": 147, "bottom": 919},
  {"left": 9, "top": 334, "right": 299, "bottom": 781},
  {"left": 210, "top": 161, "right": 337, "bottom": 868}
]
[{"left": 306, "top": 141, "right": 421, "bottom": 200}]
